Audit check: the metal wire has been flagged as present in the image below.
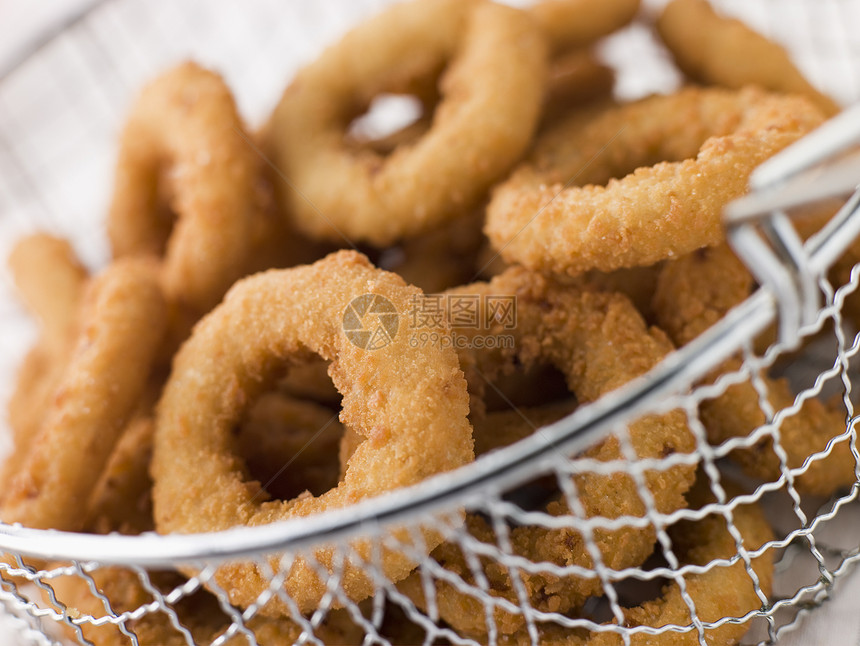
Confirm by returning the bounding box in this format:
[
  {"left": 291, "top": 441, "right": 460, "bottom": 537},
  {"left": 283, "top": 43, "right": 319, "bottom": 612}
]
[{"left": 0, "top": 0, "right": 859, "bottom": 645}]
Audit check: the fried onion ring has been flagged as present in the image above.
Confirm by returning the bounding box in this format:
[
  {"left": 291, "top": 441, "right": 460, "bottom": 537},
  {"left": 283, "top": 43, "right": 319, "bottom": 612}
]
[
  {"left": 529, "top": 0, "right": 640, "bottom": 54},
  {"left": 503, "top": 476, "right": 774, "bottom": 645},
  {"left": 266, "top": 0, "right": 547, "bottom": 246},
  {"left": 657, "top": 0, "right": 840, "bottom": 117},
  {"left": 400, "top": 269, "right": 696, "bottom": 636},
  {"left": 484, "top": 86, "right": 824, "bottom": 276},
  {"left": 108, "top": 62, "right": 285, "bottom": 314},
  {"left": 152, "top": 250, "right": 473, "bottom": 615},
  {"left": 4, "top": 234, "right": 87, "bottom": 474},
  {"left": 653, "top": 245, "right": 856, "bottom": 496},
  {"left": 0, "top": 258, "right": 166, "bottom": 531}
]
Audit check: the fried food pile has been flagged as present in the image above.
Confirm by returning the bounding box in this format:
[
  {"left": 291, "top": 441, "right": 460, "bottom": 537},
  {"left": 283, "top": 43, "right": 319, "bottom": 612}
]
[{"left": 0, "top": 0, "right": 849, "bottom": 643}]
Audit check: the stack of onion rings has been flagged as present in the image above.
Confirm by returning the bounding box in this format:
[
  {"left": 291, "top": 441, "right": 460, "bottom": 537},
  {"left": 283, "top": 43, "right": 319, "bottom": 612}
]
[{"left": 3, "top": 0, "right": 839, "bottom": 642}]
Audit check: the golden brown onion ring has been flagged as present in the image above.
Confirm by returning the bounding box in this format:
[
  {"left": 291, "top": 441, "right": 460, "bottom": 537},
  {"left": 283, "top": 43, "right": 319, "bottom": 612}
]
[
  {"left": 266, "top": 0, "right": 547, "bottom": 246},
  {"left": 108, "top": 62, "right": 287, "bottom": 315},
  {"left": 653, "top": 245, "right": 856, "bottom": 496},
  {"left": 152, "top": 250, "right": 473, "bottom": 615},
  {"left": 485, "top": 87, "right": 824, "bottom": 277},
  {"left": 0, "top": 258, "right": 166, "bottom": 531},
  {"left": 400, "top": 269, "right": 696, "bottom": 636},
  {"left": 657, "top": 0, "right": 840, "bottom": 116}
]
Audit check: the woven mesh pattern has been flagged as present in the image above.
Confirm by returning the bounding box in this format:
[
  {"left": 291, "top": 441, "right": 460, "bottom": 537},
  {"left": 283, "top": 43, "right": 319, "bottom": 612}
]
[{"left": 1, "top": 1, "right": 860, "bottom": 644}]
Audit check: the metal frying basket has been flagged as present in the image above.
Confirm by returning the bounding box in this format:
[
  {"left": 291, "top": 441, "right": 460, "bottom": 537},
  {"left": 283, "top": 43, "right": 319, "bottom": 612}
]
[{"left": 1, "top": 0, "right": 860, "bottom": 644}]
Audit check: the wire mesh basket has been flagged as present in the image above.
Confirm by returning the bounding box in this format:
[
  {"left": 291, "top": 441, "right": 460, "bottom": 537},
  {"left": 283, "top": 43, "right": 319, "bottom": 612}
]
[{"left": 1, "top": 0, "right": 860, "bottom": 644}]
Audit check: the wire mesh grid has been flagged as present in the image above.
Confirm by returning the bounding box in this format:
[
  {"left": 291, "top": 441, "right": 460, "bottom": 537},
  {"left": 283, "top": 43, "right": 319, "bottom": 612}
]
[{"left": 0, "top": 0, "right": 860, "bottom": 644}]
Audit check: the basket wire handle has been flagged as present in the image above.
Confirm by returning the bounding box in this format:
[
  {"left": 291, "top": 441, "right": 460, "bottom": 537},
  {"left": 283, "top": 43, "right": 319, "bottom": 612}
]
[{"left": 725, "top": 103, "right": 860, "bottom": 349}]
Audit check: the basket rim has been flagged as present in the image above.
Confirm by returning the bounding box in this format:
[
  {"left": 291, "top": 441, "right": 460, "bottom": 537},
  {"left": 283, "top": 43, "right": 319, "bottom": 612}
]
[{"left": 0, "top": 285, "right": 776, "bottom": 564}]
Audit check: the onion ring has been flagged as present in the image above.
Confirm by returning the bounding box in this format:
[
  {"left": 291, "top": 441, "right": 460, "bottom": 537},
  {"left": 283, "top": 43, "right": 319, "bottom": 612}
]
[
  {"left": 656, "top": 0, "right": 840, "bottom": 117},
  {"left": 265, "top": 0, "right": 547, "bottom": 246},
  {"left": 529, "top": 0, "right": 640, "bottom": 54},
  {"left": 503, "top": 476, "right": 773, "bottom": 645},
  {"left": 484, "top": 86, "right": 824, "bottom": 276},
  {"left": 152, "top": 250, "right": 473, "bottom": 615},
  {"left": 4, "top": 234, "right": 87, "bottom": 478},
  {"left": 0, "top": 258, "right": 166, "bottom": 531},
  {"left": 108, "top": 61, "right": 288, "bottom": 315},
  {"left": 400, "top": 269, "right": 696, "bottom": 636},
  {"left": 653, "top": 245, "right": 856, "bottom": 496}
]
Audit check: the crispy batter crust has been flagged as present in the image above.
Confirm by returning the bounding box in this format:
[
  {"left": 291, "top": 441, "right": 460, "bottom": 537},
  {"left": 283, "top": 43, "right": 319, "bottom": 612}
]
[
  {"left": 266, "top": 0, "right": 547, "bottom": 246},
  {"left": 1, "top": 258, "right": 166, "bottom": 531},
  {"left": 485, "top": 87, "right": 824, "bottom": 276},
  {"left": 653, "top": 245, "right": 856, "bottom": 496},
  {"left": 400, "top": 269, "right": 696, "bottom": 636},
  {"left": 152, "top": 250, "right": 474, "bottom": 614},
  {"left": 109, "top": 62, "right": 290, "bottom": 314}
]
